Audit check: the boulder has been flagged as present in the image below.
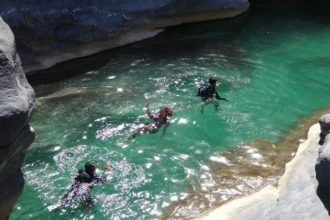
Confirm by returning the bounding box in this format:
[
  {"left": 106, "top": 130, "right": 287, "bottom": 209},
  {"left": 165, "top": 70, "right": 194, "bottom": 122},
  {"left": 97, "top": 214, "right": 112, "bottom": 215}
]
[
  {"left": 316, "top": 114, "right": 330, "bottom": 215},
  {"left": 318, "top": 114, "right": 330, "bottom": 145},
  {"left": 0, "top": 17, "right": 35, "bottom": 220}
]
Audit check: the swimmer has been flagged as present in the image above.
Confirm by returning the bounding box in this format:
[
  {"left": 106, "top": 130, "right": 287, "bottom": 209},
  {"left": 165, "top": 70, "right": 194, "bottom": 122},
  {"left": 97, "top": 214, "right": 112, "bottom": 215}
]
[
  {"left": 61, "top": 161, "right": 111, "bottom": 209},
  {"left": 197, "top": 77, "right": 228, "bottom": 113},
  {"left": 131, "top": 99, "right": 173, "bottom": 138}
]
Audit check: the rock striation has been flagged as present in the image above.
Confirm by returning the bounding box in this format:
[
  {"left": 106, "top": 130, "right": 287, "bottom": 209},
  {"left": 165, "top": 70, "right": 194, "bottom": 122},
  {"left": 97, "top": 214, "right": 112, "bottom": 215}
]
[
  {"left": 0, "top": 17, "right": 35, "bottom": 220},
  {"left": 316, "top": 114, "right": 330, "bottom": 215},
  {"left": 0, "top": 0, "right": 249, "bottom": 72}
]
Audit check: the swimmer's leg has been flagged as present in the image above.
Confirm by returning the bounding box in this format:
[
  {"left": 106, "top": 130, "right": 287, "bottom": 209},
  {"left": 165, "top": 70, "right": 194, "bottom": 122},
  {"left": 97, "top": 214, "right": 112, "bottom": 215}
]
[
  {"left": 129, "top": 127, "right": 143, "bottom": 140},
  {"left": 81, "top": 195, "right": 95, "bottom": 211},
  {"left": 213, "top": 100, "right": 220, "bottom": 111},
  {"left": 200, "top": 98, "right": 211, "bottom": 113},
  {"left": 129, "top": 124, "right": 152, "bottom": 140},
  {"left": 200, "top": 102, "right": 205, "bottom": 113}
]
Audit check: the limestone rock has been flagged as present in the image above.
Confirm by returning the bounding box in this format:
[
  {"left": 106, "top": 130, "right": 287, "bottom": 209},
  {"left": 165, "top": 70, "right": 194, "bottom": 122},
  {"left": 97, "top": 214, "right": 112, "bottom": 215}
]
[
  {"left": 318, "top": 114, "right": 330, "bottom": 145},
  {"left": 0, "top": 17, "right": 35, "bottom": 220},
  {"left": 0, "top": 0, "right": 249, "bottom": 72},
  {"left": 316, "top": 114, "right": 330, "bottom": 215},
  {"left": 197, "top": 123, "right": 329, "bottom": 220}
]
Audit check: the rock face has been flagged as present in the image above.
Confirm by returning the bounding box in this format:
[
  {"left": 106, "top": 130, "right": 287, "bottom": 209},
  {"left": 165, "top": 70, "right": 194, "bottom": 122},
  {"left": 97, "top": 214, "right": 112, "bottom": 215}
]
[
  {"left": 316, "top": 114, "right": 330, "bottom": 215},
  {"left": 0, "top": 0, "right": 249, "bottom": 72},
  {"left": 197, "top": 123, "right": 329, "bottom": 220},
  {"left": 318, "top": 114, "right": 330, "bottom": 145},
  {"left": 0, "top": 17, "right": 35, "bottom": 220}
]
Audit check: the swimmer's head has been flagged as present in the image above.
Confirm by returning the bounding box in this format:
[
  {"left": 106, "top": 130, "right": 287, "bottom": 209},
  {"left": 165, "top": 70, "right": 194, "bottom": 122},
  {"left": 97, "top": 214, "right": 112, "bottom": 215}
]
[
  {"left": 209, "top": 77, "right": 217, "bottom": 86},
  {"left": 160, "top": 106, "right": 173, "bottom": 117},
  {"left": 85, "top": 161, "right": 97, "bottom": 175}
]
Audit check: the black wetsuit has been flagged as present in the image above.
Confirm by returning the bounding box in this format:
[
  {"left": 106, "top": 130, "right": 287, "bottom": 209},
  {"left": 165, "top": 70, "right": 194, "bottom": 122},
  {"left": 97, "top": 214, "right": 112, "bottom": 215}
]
[
  {"left": 200, "top": 85, "right": 225, "bottom": 101},
  {"left": 62, "top": 169, "right": 107, "bottom": 206}
]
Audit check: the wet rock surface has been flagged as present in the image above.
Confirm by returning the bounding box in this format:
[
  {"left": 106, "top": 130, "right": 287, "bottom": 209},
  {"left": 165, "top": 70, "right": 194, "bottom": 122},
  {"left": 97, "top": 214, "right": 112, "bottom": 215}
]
[
  {"left": 0, "top": 17, "right": 35, "bottom": 220},
  {"left": 0, "top": 0, "right": 249, "bottom": 72}
]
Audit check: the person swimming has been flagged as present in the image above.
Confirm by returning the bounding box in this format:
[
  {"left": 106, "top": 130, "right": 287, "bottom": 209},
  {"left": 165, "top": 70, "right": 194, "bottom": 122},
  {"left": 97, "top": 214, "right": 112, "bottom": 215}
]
[
  {"left": 131, "top": 99, "right": 173, "bottom": 138},
  {"left": 197, "top": 77, "right": 228, "bottom": 113},
  {"left": 60, "top": 161, "right": 111, "bottom": 209}
]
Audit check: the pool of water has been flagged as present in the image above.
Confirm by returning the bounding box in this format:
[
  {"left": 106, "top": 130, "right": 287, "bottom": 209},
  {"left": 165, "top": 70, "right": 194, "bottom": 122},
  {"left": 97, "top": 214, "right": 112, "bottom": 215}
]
[{"left": 11, "top": 0, "right": 330, "bottom": 219}]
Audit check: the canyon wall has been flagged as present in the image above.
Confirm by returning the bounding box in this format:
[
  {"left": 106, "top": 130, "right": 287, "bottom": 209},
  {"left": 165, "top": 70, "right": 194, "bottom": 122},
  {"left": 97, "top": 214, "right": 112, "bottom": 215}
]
[
  {"left": 0, "top": 0, "right": 249, "bottom": 72},
  {"left": 0, "top": 17, "right": 35, "bottom": 220}
]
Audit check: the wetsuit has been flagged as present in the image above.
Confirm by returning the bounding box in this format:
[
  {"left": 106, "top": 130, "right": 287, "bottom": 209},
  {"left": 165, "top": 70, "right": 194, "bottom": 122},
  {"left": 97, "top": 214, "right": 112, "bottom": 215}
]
[
  {"left": 62, "top": 170, "right": 107, "bottom": 206},
  {"left": 200, "top": 85, "right": 224, "bottom": 102},
  {"left": 199, "top": 84, "right": 227, "bottom": 112}
]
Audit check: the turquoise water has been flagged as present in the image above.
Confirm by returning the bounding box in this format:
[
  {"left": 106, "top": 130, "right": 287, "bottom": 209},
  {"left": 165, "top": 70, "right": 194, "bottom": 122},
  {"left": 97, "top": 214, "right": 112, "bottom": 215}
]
[{"left": 11, "top": 1, "right": 330, "bottom": 219}]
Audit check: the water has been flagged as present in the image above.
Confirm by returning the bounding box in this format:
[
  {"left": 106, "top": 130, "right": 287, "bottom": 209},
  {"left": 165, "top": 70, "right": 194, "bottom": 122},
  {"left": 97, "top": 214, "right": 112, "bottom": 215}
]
[{"left": 11, "top": 0, "right": 330, "bottom": 219}]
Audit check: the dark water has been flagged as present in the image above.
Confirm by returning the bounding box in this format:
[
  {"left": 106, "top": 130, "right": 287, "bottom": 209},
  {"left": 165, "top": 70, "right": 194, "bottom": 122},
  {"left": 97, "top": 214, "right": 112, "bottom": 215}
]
[{"left": 11, "top": 0, "right": 330, "bottom": 219}]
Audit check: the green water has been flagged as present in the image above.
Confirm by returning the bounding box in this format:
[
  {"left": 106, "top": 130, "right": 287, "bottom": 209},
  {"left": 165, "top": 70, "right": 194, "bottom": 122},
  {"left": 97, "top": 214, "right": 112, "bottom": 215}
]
[{"left": 11, "top": 0, "right": 330, "bottom": 219}]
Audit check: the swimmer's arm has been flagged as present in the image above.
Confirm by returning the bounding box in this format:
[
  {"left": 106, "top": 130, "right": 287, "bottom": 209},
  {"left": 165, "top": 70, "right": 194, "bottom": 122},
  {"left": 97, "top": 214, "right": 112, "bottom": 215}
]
[
  {"left": 145, "top": 99, "right": 153, "bottom": 118},
  {"left": 161, "top": 123, "right": 170, "bottom": 136},
  {"left": 94, "top": 162, "right": 112, "bottom": 183},
  {"left": 215, "top": 91, "right": 228, "bottom": 101},
  {"left": 104, "top": 162, "right": 112, "bottom": 182}
]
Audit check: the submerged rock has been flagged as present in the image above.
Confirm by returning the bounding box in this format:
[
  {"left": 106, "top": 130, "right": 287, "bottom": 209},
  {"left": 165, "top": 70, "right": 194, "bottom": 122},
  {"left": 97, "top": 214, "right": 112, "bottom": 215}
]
[
  {"left": 0, "top": 0, "right": 249, "bottom": 72},
  {"left": 0, "top": 17, "right": 35, "bottom": 220}
]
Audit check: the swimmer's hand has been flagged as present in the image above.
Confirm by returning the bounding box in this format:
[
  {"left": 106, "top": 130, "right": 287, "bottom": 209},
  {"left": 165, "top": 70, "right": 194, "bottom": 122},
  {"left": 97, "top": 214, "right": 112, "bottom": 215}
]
[
  {"left": 105, "top": 162, "right": 113, "bottom": 182},
  {"left": 145, "top": 99, "right": 153, "bottom": 118},
  {"left": 105, "top": 162, "right": 111, "bottom": 172},
  {"left": 219, "top": 97, "right": 228, "bottom": 101},
  {"left": 161, "top": 124, "right": 169, "bottom": 138}
]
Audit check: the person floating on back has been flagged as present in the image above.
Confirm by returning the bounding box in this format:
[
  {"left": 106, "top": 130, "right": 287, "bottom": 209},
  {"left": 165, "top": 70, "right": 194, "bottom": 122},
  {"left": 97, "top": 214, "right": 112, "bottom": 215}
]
[
  {"left": 61, "top": 161, "right": 112, "bottom": 209},
  {"left": 197, "top": 77, "right": 228, "bottom": 113},
  {"left": 131, "top": 99, "right": 173, "bottom": 138}
]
